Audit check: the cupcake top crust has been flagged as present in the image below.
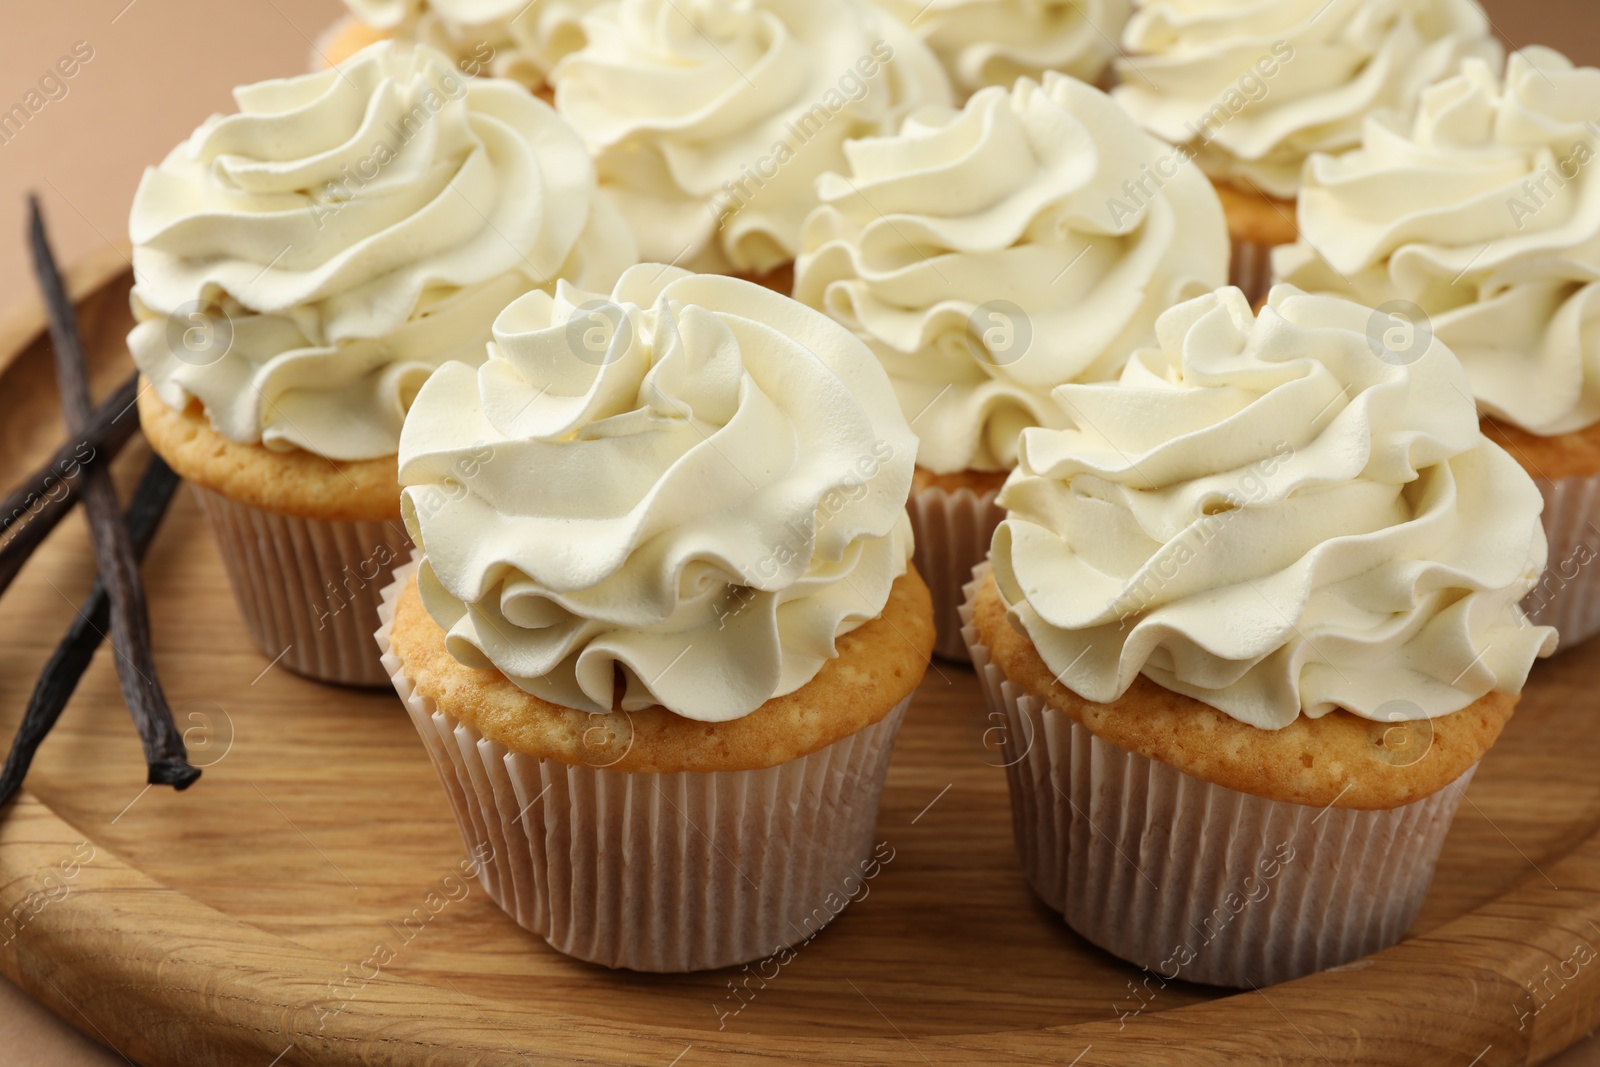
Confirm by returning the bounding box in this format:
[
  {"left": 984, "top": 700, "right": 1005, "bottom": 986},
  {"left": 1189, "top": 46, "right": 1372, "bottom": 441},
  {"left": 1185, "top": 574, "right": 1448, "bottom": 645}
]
[
  {"left": 794, "top": 73, "right": 1227, "bottom": 475},
  {"left": 128, "top": 41, "right": 635, "bottom": 462},
  {"left": 1276, "top": 48, "right": 1600, "bottom": 437},
  {"left": 1113, "top": 0, "right": 1501, "bottom": 200},
  {"left": 398, "top": 265, "right": 918, "bottom": 722},
  {"left": 991, "top": 285, "right": 1556, "bottom": 731},
  {"left": 875, "top": 0, "right": 1132, "bottom": 97},
  {"left": 341, "top": 0, "right": 596, "bottom": 87},
  {"left": 550, "top": 0, "right": 952, "bottom": 275}
]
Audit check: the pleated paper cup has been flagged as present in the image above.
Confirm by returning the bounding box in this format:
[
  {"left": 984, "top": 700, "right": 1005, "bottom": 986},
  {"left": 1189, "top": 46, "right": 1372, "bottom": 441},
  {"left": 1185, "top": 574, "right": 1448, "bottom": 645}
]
[
  {"left": 376, "top": 556, "right": 911, "bottom": 972},
  {"left": 959, "top": 565, "right": 1472, "bottom": 988},
  {"left": 192, "top": 484, "right": 412, "bottom": 687},
  {"left": 908, "top": 482, "right": 1004, "bottom": 662},
  {"left": 1522, "top": 470, "right": 1600, "bottom": 651}
]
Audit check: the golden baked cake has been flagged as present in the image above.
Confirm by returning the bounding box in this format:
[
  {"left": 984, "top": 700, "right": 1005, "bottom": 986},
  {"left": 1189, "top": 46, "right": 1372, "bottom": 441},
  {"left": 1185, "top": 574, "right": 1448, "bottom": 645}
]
[
  {"left": 138, "top": 387, "right": 399, "bottom": 524},
  {"left": 971, "top": 573, "right": 1514, "bottom": 811},
  {"left": 388, "top": 565, "right": 930, "bottom": 774}
]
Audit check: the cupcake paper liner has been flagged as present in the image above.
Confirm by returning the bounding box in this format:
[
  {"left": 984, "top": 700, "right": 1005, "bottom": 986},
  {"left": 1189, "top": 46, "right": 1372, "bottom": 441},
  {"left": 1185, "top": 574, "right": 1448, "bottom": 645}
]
[
  {"left": 1523, "top": 470, "right": 1600, "bottom": 651},
  {"left": 959, "top": 564, "right": 1473, "bottom": 987},
  {"left": 192, "top": 484, "right": 412, "bottom": 687},
  {"left": 907, "top": 482, "right": 1005, "bottom": 663},
  {"left": 376, "top": 556, "right": 911, "bottom": 972}
]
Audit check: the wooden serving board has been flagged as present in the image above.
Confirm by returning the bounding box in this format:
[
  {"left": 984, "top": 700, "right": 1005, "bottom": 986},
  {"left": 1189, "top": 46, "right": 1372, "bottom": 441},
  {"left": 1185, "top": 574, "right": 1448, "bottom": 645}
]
[{"left": 3, "top": 252, "right": 1600, "bottom": 1067}]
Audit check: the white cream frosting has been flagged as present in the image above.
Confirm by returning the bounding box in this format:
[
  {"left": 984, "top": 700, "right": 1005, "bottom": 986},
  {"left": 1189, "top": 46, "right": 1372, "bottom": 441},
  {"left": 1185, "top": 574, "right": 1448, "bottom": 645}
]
[
  {"left": 794, "top": 73, "right": 1227, "bottom": 474},
  {"left": 1276, "top": 48, "right": 1600, "bottom": 436},
  {"left": 343, "top": 0, "right": 596, "bottom": 85},
  {"left": 398, "top": 265, "right": 917, "bottom": 721},
  {"left": 992, "top": 285, "right": 1555, "bottom": 730},
  {"left": 877, "top": 0, "right": 1131, "bottom": 96},
  {"left": 550, "top": 0, "right": 952, "bottom": 274},
  {"left": 128, "top": 42, "right": 635, "bottom": 461},
  {"left": 1114, "top": 0, "right": 1501, "bottom": 199}
]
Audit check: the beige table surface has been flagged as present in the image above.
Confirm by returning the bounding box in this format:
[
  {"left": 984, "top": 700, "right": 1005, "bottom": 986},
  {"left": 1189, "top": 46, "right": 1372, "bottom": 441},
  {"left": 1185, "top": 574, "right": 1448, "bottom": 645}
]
[{"left": 1, "top": 0, "right": 1598, "bottom": 1064}]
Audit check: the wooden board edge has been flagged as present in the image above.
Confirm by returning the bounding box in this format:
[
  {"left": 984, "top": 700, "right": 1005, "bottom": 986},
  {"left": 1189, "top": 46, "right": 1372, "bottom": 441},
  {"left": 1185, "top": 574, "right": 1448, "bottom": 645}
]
[
  {"left": 0, "top": 244, "right": 133, "bottom": 380},
  {"left": 2, "top": 251, "right": 1599, "bottom": 1067},
  {"left": 4, "top": 788, "right": 1600, "bottom": 1067},
  {"left": 0, "top": 794, "right": 1057, "bottom": 1066}
]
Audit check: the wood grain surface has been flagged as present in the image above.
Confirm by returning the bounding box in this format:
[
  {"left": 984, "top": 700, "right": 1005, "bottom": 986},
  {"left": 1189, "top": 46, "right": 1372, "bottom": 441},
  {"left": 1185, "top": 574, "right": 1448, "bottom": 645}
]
[{"left": 0, "top": 261, "right": 1599, "bottom": 1066}]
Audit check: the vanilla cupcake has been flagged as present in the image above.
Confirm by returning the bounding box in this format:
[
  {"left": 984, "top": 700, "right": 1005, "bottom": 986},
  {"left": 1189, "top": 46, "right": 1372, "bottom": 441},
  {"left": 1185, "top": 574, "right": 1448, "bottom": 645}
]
[
  {"left": 129, "top": 42, "right": 635, "bottom": 686},
  {"left": 320, "top": 0, "right": 594, "bottom": 96},
  {"left": 876, "top": 0, "right": 1132, "bottom": 98},
  {"left": 964, "top": 285, "right": 1554, "bottom": 986},
  {"left": 1276, "top": 48, "right": 1600, "bottom": 650},
  {"left": 795, "top": 73, "right": 1226, "bottom": 660},
  {"left": 377, "top": 265, "right": 932, "bottom": 971},
  {"left": 548, "top": 0, "right": 951, "bottom": 287},
  {"left": 1113, "top": 0, "right": 1500, "bottom": 302}
]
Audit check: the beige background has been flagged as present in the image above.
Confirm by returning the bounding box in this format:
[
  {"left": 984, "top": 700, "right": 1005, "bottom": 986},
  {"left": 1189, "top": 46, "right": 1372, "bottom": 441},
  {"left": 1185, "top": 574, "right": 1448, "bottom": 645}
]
[{"left": 0, "top": 0, "right": 1597, "bottom": 1064}]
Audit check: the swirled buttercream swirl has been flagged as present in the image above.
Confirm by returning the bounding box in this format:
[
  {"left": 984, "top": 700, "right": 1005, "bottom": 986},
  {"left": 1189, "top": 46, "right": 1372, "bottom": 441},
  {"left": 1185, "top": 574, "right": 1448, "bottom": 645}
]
[
  {"left": 876, "top": 0, "right": 1131, "bottom": 95},
  {"left": 129, "top": 41, "right": 634, "bottom": 460},
  {"left": 1276, "top": 48, "right": 1600, "bottom": 435},
  {"left": 992, "top": 285, "right": 1555, "bottom": 729},
  {"left": 342, "top": 0, "right": 596, "bottom": 86},
  {"left": 795, "top": 73, "right": 1227, "bottom": 473},
  {"left": 398, "top": 265, "right": 916, "bottom": 721},
  {"left": 1114, "top": 0, "right": 1500, "bottom": 199},
  {"left": 550, "top": 0, "right": 951, "bottom": 273}
]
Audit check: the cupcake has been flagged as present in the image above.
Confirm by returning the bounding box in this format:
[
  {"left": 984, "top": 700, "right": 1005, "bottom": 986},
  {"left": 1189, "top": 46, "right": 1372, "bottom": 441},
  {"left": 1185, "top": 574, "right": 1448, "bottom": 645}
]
[
  {"left": 319, "top": 0, "right": 593, "bottom": 97},
  {"left": 874, "top": 0, "right": 1132, "bottom": 98},
  {"left": 377, "top": 265, "right": 933, "bottom": 971},
  {"left": 795, "top": 73, "right": 1227, "bottom": 660},
  {"left": 129, "top": 42, "right": 635, "bottom": 686},
  {"left": 964, "top": 285, "right": 1554, "bottom": 986},
  {"left": 1113, "top": 0, "right": 1501, "bottom": 302},
  {"left": 548, "top": 0, "right": 952, "bottom": 288},
  {"left": 1276, "top": 48, "right": 1600, "bottom": 650}
]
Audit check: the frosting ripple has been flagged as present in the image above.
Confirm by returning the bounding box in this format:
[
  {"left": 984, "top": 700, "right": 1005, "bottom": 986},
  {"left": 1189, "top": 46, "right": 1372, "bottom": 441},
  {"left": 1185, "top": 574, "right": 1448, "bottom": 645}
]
[
  {"left": 399, "top": 265, "right": 917, "bottom": 721},
  {"left": 795, "top": 73, "right": 1227, "bottom": 474},
  {"left": 1114, "top": 0, "right": 1501, "bottom": 199},
  {"left": 342, "top": 0, "right": 596, "bottom": 85},
  {"left": 1276, "top": 48, "right": 1600, "bottom": 436},
  {"left": 551, "top": 0, "right": 951, "bottom": 274},
  {"left": 877, "top": 0, "right": 1132, "bottom": 96},
  {"left": 128, "top": 41, "right": 635, "bottom": 461},
  {"left": 992, "top": 285, "right": 1555, "bottom": 729}
]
